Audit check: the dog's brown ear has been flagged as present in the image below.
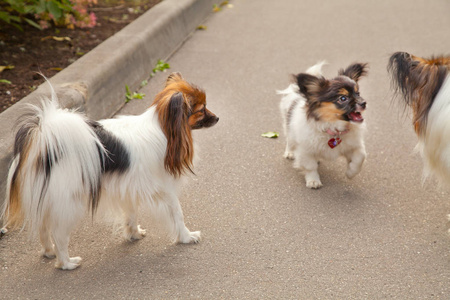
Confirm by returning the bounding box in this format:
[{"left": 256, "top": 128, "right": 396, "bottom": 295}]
[
  {"left": 157, "top": 92, "right": 194, "bottom": 177},
  {"left": 295, "top": 73, "right": 327, "bottom": 98},
  {"left": 339, "top": 63, "right": 368, "bottom": 82},
  {"left": 165, "top": 72, "right": 184, "bottom": 87},
  {"left": 388, "top": 52, "right": 449, "bottom": 135}
]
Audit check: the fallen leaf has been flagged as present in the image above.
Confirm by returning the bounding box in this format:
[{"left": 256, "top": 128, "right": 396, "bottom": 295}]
[
  {"left": 261, "top": 132, "right": 279, "bottom": 138},
  {"left": 196, "top": 25, "right": 207, "bottom": 30},
  {"left": 40, "top": 36, "right": 71, "bottom": 42},
  {"left": 49, "top": 67, "right": 63, "bottom": 71},
  {"left": 0, "top": 79, "right": 12, "bottom": 84},
  {"left": 0, "top": 65, "right": 14, "bottom": 73},
  {"left": 53, "top": 36, "right": 71, "bottom": 42}
]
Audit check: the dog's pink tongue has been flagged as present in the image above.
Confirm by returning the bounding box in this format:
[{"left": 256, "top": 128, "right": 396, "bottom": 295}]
[{"left": 349, "top": 112, "right": 363, "bottom": 122}]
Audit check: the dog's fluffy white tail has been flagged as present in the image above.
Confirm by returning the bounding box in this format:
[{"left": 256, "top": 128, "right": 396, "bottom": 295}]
[
  {"left": 1, "top": 80, "right": 105, "bottom": 236},
  {"left": 306, "top": 60, "right": 327, "bottom": 77}
]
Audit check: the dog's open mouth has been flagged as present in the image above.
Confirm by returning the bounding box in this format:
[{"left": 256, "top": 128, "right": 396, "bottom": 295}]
[{"left": 348, "top": 111, "right": 364, "bottom": 123}]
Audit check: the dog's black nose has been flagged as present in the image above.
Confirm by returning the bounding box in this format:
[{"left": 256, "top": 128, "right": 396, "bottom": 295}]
[{"left": 359, "top": 102, "right": 366, "bottom": 109}]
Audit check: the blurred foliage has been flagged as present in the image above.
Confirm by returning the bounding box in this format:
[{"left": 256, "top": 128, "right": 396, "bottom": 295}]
[{"left": 0, "top": 0, "right": 97, "bottom": 31}]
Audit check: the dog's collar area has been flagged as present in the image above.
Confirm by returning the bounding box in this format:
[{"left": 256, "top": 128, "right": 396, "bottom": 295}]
[
  {"left": 325, "top": 127, "right": 349, "bottom": 149},
  {"left": 325, "top": 128, "right": 349, "bottom": 136}
]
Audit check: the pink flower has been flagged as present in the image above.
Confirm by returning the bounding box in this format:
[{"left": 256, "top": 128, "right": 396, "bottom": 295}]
[{"left": 88, "top": 12, "right": 97, "bottom": 27}]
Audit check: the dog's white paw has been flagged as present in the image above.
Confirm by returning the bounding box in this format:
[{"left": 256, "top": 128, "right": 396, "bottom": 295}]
[
  {"left": 346, "top": 168, "right": 361, "bottom": 179},
  {"left": 179, "top": 231, "right": 201, "bottom": 244},
  {"left": 284, "top": 151, "right": 294, "bottom": 160},
  {"left": 306, "top": 180, "right": 323, "bottom": 189},
  {"left": 55, "top": 257, "right": 82, "bottom": 270},
  {"left": 125, "top": 225, "right": 147, "bottom": 241},
  {"left": 131, "top": 225, "right": 147, "bottom": 240}
]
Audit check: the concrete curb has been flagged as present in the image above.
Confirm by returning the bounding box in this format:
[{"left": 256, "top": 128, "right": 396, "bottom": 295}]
[{"left": 0, "top": 0, "right": 216, "bottom": 209}]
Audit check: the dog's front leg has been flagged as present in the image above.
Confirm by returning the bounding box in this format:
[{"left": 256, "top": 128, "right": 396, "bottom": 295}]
[
  {"left": 294, "top": 154, "right": 322, "bottom": 189},
  {"left": 345, "top": 147, "right": 366, "bottom": 179},
  {"left": 166, "top": 193, "right": 201, "bottom": 244}
]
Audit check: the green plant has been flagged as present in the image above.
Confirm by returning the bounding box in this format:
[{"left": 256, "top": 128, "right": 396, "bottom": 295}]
[
  {"left": 140, "top": 79, "right": 148, "bottom": 87},
  {"left": 151, "top": 59, "right": 170, "bottom": 76},
  {"left": 125, "top": 84, "right": 145, "bottom": 103},
  {"left": 0, "top": 0, "right": 42, "bottom": 30},
  {"left": 0, "top": 79, "right": 12, "bottom": 84}
]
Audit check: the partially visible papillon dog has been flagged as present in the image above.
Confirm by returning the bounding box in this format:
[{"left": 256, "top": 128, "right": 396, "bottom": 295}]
[
  {"left": 1, "top": 72, "right": 219, "bottom": 270},
  {"left": 388, "top": 52, "right": 450, "bottom": 184},
  {"left": 278, "top": 61, "right": 368, "bottom": 189}
]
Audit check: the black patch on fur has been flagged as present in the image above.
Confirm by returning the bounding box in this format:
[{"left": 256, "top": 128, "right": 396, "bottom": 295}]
[
  {"left": 84, "top": 120, "right": 130, "bottom": 213},
  {"left": 87, "top": 120, "right": 130, "bottom": 174}
]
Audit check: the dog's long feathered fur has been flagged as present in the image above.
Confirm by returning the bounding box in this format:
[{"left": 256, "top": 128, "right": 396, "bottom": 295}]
[
  {"left": 1, "top": 72, "right": 218, "bottom": 270},
  {"left": 388, "top": 52, "right": 450, "bottom": 183}
]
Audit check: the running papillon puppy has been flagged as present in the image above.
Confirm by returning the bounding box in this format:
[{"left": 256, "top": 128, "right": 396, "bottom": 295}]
[
  {"left": 388, "top": 52, "right": 450, "bottom": 184},
  {"left": 278, "top": 61, "right": 368, "bottom": 189},
  {"left": 1, "top": 72, "right": 219, "bottom": 270}
]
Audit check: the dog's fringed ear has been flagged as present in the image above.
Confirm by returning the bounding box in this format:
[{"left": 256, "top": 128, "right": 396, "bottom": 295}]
[
  {"left": 388, "top": 52, "right": 449, "bottom": 135},
  {"left": 295, "top": 73, "right": 327, "bottom": 98},
  {"left": 339, "top": 63, "right": 368, "bottom": 82},
  {"left": 159, "top": 92, "right": 194, "bottom": 177},
  {"left": 165, "top": 72, "right": 184, "bottom": 87}
]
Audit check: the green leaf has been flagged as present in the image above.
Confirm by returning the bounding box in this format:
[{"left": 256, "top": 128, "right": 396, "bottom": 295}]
[
  {"left": 125, "top": 85, "right": 145, "bottom": 103},
  {"left": 152, "top": 60, "right": 171, "bottom": 74},
  {"left": 0, "top": 79, "right": 12, "bottom": 84},
  {"left": 47, "top": 1, "right": 63, "bottom": 20},
  {"left": 133, "top": 92, "right": 145, "bottom": 99},
  {"left": 36, "top": 0, "right": 47, "bottom": 14},
  {"left": 261, "top": 132, "right": 279, "bottom": 138},
  {"left": 24, "top": 18, "right": 42, "bottom": 30}
]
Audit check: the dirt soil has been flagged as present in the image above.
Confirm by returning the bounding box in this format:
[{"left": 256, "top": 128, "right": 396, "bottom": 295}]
[{"left": 0, "top": 0, "right": 160, "bottom": 113}]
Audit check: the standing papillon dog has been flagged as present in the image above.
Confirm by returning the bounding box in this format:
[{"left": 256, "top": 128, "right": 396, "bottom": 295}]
[
  {"left": 388, "top": 52, "right": 450, "bottom": 184},
  {"left": 278, "top": 61, "right": 368, "bottom": 189},
  {"left": 1, "top": 72, "right": 219, "bottom": 270}
]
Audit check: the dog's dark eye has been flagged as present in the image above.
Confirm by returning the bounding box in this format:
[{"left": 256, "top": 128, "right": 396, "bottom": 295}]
[{"left": 338, "top": 96, "right": 348, "bottom": 102}]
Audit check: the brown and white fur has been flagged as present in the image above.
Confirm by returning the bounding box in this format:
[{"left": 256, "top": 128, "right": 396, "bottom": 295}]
[
  {"left": 1, "top": 72, "right": 219, "bottom": 270},
  {"left": 388, "top": 52, "right": 450, "bottom": 184},
  {"left": 278, "top": 61, "right": 368, "bottom": 189}
]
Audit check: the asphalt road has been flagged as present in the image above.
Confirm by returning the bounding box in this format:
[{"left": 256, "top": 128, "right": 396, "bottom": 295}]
[{"left": 1, "top": 0, "right": 450, "bottom": 298}]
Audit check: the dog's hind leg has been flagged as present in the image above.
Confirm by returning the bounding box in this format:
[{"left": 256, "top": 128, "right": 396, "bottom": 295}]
[
  {"left": 53, "top": 231, "right": 82, "bottom": 270},
  {"left": 50, "top": 201, "right": 84, "bottom": 270},
  {"left": 166, "top": 193, "right": 200, "bottom": 244},
  {"left": 283, "top": 141, "right": 295, "bottom": 160},
  {"left": 122, "top": 202, "right": 146, "bottom": 241},
  {"left": 39, "top": 220, "right": 55, "bottom": 259}
]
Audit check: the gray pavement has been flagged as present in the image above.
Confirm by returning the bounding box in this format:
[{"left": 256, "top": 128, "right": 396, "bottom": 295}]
[{"left": 1, "top": 0, "right": 450, "bottom": 298}]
